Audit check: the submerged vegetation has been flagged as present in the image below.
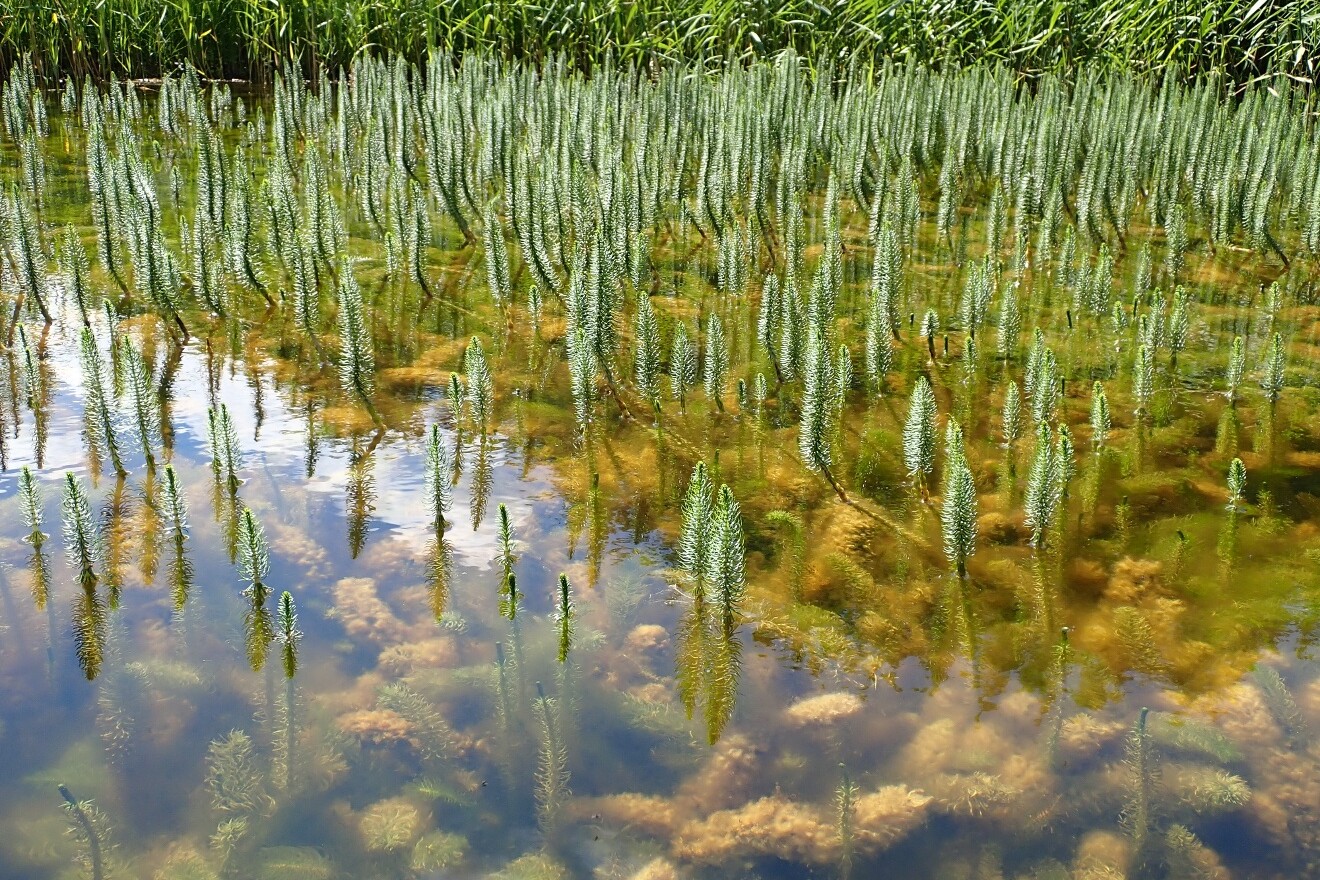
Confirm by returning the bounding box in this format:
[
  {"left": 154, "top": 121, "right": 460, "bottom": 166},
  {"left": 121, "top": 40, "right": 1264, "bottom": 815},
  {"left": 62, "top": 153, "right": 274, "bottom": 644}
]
[{"left": 0, "top": 44, "right": 1318, "bottom": 880}]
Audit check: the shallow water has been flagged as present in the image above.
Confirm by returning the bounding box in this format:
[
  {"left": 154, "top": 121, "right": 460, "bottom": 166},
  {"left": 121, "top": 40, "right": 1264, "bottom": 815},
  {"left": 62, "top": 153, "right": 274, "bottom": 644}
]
[{"left": 1, "top": 67, "right": 1320, "bottom": 880}]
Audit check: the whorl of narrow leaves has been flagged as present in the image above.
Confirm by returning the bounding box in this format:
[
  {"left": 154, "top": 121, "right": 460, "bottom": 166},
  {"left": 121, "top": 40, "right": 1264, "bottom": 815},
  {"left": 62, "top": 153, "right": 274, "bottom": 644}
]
[
  {"left": 1168, "top": 288, "right": 1190, "bottom": 365},
  {"left": 1226, "top": 458, "right": 1247, "bottom": 511},
  {"left": 465, "top": 336, "right": 495, "bottom": 431},
  {"left": 703, "top": 313, "right": 729, "bottom": 410},
  {"left": 207, "top": 403, "right": 242, "bottom": 489},
  {"left": 1132, "top": 343, "right": 1155, "bottom": 416},
  {"left": 497, "top": 503, "right": 516, "bottom": 587},
  {"left": 424, "top": 425, "right": 453, "bottom": 533},
  {"left": 1002, "top": 381, "right": 1022, "bottom": 448},
  {"left": 62, "top": 472, "right": 101, "bottom": 587},
  {"left": 567, "top": 321, "right": 596, "bottom": 429},
  {"left": 483, "top": 204, "right": 511, "bottom": 305},
  {"left": 670, "top": 322, "right": 697, "bottom": 410},
  {"left": 942, "top": 458, "right": 977, "bottom": 578},
  {"left": 556, "top": 574, "right": 574, "bottom": 664},
  {"left": 278, "top": 591, "right": 301, "bottom": 679},
  {"left": 120, "top": 337, "right": 160, "bottom": 467},
  {"left": 448, "top": 373, "right": 466, "bottom": 417},
  {"left": 678, "top": 461, "right": 715, "bottom": 600},
  {"left": 10, "top": 189, "right": 52, "bottom": 323},
  {"left": 1225, "top": 336, "right": 1246, "bottom": 402},
  {"left": 634, "top": 294, "right": 661, "bottom": 406},
  {"left": 58, "top": 225, "right": 93, "bottom": 326},
  {"left": 798, "top": 327, "right": 837, "bottom": 476},
  {"left": 757, "top": 275, "right": 782, "bottom": 367},
  {"left": 1090, "top": 382, "right": 1111, "bottom": 449},
  {"left": 237, "top": 506, "right": 270, "bottom": 590},
  {"left": 162, "top": 464, "right": 188, "bottom": 532},
  {"left": 1056, "top": 425, "right": 1075, "bottom": 496},
  {"left": 997, "top": 281, "right": 1021, "bottom": 359},
  {"left": 711, "top": 484, "right": 745, "bottom": 632},
  {"left": 903, "top": 376, "right": 937, "bottom": 483},
  {"left": 1024, "top": 424, "right": 1061, "bottom": 548},
  {"left": 19, "top": 466, "right": 42, "bottom": 538},
  {"left": 336, "top": 264, "right": 378, "bottom": 416},
  {"left": 79, "top": 327, "right": 126, "bottom": 477},
  {"left": 1261, "top": 332, "right": 1286, "bottom": 405}
]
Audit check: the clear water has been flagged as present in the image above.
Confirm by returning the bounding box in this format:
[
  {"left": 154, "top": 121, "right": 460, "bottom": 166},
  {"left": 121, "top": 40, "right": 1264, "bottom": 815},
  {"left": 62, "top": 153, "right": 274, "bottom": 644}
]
[{"left": 1, "top": 80, "right": 1319, "bottom": 880}]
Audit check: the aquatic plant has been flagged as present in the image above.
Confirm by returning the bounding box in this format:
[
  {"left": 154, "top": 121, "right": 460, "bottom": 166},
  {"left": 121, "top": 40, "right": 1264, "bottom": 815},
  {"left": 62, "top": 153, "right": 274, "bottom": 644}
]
[
  {"left": 119, "top": 336, "right": 160, "bottom": 469},
  {"left": 497, "top": 502, "right": 516, "bottom": 588},
  {"left": 1224, "top": 335, "right": 1245, "bottom": 402},
  {"left": 836, "top": 765, "right": 857, "bottom": 880},
  {"left": 533, "top": 681, "right": 570, "bottom": 836},
  {"left": 1001, "top": 381, "right": 1022, "bottom": 450},
  {"left": 62, "top": 472, "right": 102, "bottom": 591},
  {"left": 1024, "top": 424, "right": 1061, "bottom": 548},
  {"left": 483, "top": 203, "right": 512, "bottom": 305},
  {"left": 80, "top": 328, "right": 127, "bottom": 478},
  {"left": 1226, "top": 458, "right": 1246, "bottom": 511},
  {"left": 59, "top": 784, "right": 112, "bottom": 880},
  {"left": 207, "top": 404, "right": 243, "bottom": 491},
  {"left": 237, "top": 507, "right": 274, "bottom": 671},
  {"left": 1260, "top": 331, "right": 1285, "bottom": 406},
  {"left": 555, "top": 573, "right": 574, "bottom": 663},
  {"left": 711, "top": 484, "right": 746, "bottom": 632},
  {"left": 678, "top": 461, "right": 715, "bottom": 602},
  {"left": 670, "top": 321, "right": 697, "bottom": 413},
  {"left": 941, "top": 453, "right": 977, "bottom": 578},
  {"left": 800, "top": 326, "right": 846, "bottom": 500},
  {"left": 336, "top": 263, "right": 382, "bottom": 427},
  {"left": 378, "top": 683, "right": 455, "bottom": 767},
  {"left": 1252, "top": 665, "right": 1306, "bottom": 747},
  {"left": 424, "top": 425, "right": 453, "bottom": 535},
  {"left": 206, "top": 729, "right": 269, "bottom": 820},
  {"left": 1121, "top": 706, "right": 1157, "bottom": 866},
  {"left": 903, "top": 376, "right": 937, "bottom": 496},
  {"left": 465, "top": 336, "right": 495, "bottom": 432},
  {"left": 703, "top": 314, "right": 729, "bottom": 412},
  {"left": 634, "top": 294, "right": 662, "bottom": 409},
  {"left": 161, "top": 464, "right": 193, "bottom": 610},
  {"left": 1090, "top": 382, "right": 1111, "bottom": 450}
]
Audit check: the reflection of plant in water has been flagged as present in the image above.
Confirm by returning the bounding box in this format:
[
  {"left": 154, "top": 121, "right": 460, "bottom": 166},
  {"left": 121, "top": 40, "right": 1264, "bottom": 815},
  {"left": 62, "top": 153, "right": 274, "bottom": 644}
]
[
  {"left": 424, "top": 424, "right": 453, "bottom": 536},
  {"left": 346, "top": 438, "right": 377, "bottom": 558},
  {"left": 161, "top": 464, "right": 194, "bottom": 611},
  {"left": 471, "top": 436, "right": 493, "bottom": 530},
  {"left": 120, "top": 335, "right": 160, "bottom": 469},
  {"left": 273, "top": 592, "right": 301, "bottom": 792},
  {"left": 81, "top": 328, "right": 127, "bottom": 479},
  {"left": 237, "top": 507, "right": 274, "bottom": 671},
  {"left": 336, "top": 263, "right": 383, "bottom": 428}
]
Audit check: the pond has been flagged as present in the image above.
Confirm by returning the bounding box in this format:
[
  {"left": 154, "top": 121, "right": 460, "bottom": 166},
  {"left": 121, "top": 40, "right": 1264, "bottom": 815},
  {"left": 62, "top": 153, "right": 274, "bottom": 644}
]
[{"left": 0, "top": 55, "right": 1318, "bottom": 879}]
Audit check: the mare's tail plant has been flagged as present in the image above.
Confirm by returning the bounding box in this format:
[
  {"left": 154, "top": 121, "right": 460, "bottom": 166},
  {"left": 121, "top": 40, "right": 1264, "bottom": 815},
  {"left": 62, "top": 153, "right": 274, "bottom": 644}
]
[
  {"left": 80, "top": 329, "right": 127, "bottom": 478},
  {"left": 533, "top": 681, "right": 570, "bottom": 837},
  {"left": 904, "top": 376, "right": 937, "bottom": 499},
  {"left": 556, "top": 574, "right": 574, "bottom": 663},
  {"left": 336, "top": 264, "right": 383, "bottom": 428},
  {"left": 424, "top": 424, "right": 453, "bottom": 535},
  {"left": 237, "top": 507, "right": 273, "bottom": 671}
]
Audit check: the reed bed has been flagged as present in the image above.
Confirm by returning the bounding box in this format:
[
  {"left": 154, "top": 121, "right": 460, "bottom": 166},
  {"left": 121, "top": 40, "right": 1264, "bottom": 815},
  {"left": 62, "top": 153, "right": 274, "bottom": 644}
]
[{"left": 1, "top": 0, "right": 1316, "bottom": 83}]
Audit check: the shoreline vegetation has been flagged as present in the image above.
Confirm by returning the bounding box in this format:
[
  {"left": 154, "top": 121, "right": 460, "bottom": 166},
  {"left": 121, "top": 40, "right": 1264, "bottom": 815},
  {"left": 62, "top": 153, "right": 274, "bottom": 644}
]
[{"left": 1, "top": 0, "right": 1316, "bottom": 83}]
